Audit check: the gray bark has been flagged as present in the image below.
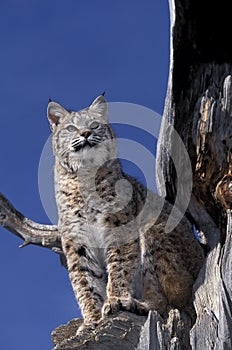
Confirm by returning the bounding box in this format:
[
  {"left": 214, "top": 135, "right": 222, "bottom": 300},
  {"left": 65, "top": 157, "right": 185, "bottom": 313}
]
[
  {"left": 51, "top": 310, "right": 191, "bottom": 350},
  {"left": 157, "top": 0, "right": 232, "bottom": 349}
]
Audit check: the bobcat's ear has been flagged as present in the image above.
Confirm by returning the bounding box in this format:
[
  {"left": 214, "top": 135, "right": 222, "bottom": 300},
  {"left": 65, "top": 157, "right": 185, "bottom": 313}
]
[
  {"left": 47, "top": 101, "right": 69, "bottom": 131},
  {"left": 88, "top": 95, "right": 108, "bottom": 121}
]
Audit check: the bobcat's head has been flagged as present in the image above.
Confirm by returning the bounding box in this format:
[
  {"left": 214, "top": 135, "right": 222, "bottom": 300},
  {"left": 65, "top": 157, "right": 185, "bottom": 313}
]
[{"left": 47, "top": 95, "right": 116, "bottom": 172}]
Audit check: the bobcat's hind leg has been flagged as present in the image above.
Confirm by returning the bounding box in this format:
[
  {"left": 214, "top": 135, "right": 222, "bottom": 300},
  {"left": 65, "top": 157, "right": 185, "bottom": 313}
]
[{"left": 142, "top": 268, "right": 168, "bottom": 315}]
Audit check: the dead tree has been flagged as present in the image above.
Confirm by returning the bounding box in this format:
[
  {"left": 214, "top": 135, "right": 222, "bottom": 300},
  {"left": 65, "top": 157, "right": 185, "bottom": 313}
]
[
  {"left": 157, "top": 0, "right": 232, "bottom": 349},
  {"left": 0, "top": 0, "right": 232, "bottom": 348}
]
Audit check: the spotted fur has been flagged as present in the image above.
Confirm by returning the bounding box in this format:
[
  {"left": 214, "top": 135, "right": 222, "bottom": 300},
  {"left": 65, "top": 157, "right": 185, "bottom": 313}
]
[{"left": 47, "top": 95, "right": 203, "bottom": 332}]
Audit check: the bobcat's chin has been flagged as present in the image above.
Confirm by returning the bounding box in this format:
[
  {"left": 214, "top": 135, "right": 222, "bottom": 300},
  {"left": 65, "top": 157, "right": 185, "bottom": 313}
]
[
  {"left": 72, "top": 141, "right": 93, "bottom": 153},
  {"left": 60, "top": 149, "right": 111, "bottom": 174}
]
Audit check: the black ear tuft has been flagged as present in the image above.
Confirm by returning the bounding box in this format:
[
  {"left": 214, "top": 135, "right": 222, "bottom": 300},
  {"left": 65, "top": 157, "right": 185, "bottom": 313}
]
[
  {"left": 101, "top": 91, "right": 106, "bottom": 96},
  {"left": 48, "top": 97, "right": 52, "bottom": 103}
]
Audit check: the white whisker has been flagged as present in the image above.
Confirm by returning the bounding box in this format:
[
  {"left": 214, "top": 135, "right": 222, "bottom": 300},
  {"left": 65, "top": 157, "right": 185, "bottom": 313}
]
[{"left": 71, "top": 138, "right": 83, "bottom": 147}]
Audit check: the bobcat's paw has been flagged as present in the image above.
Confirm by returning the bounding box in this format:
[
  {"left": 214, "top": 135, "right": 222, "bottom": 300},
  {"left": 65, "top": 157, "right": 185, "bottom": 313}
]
[
  {"left": 102, "top": 296, "right": 149, "bottom": 317},
  {"left": 142, "top": 298, "right": 168, "bottom": 316},
  {"left": 76, "top": 322, "right": 98, "bottom": 336}
]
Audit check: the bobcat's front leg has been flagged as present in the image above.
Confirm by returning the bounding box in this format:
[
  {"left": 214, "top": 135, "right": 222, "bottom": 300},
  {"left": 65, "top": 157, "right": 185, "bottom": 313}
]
[
  {"left": 62, "top": 237, "right": 106, "bottom": 333},
  {"left": 102, "top": 239, "right": 148, "bottom": 317}
]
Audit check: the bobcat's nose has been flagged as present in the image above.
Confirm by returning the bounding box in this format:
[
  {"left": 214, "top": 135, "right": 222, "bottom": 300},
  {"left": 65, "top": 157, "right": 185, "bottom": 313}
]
[{"left": 81, "top": 130, "right": 92, "bottom": 139}]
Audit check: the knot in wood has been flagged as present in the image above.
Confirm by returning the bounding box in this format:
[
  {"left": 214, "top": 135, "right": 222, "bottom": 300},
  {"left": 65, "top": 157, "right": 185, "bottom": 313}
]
[
  {"left": 0, "top": 211, "right": 7, "bottom": 224},
  {"left": 215, "top": 175, "right": 232, "bottom": 210}
]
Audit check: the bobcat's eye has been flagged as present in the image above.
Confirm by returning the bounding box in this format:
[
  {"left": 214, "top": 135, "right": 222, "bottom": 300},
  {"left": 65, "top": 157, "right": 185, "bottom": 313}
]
[
  {"left": 66, "top": 125, "right": 77, "bottom": 132},
  {"left": 90, "top": 121, "right": 100, "bottom": 129}
]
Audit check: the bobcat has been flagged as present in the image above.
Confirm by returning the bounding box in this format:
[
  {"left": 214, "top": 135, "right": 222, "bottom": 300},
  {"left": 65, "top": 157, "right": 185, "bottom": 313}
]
[{"left": 47, "top": 94, "right": 203, "bottom": 333}]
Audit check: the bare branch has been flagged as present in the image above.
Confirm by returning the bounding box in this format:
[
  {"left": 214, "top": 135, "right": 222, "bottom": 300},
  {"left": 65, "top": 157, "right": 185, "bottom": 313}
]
[{"left": 0, "top": 192, "right": 62, "bottom": 254}]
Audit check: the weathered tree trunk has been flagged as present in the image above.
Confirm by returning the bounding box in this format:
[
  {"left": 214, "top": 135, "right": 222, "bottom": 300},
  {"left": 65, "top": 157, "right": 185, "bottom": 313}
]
[
  {"left": 157, "top": 0, "right": 232, "bottom": 349},
  {"left": 1, "top": 0, "right": 231, "bottom": 349}
]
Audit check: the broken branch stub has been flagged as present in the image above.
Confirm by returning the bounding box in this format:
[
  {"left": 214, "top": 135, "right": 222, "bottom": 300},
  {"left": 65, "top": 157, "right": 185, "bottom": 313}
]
[{"left": 0, "top": 192, "right": 61, "bottom": 253}]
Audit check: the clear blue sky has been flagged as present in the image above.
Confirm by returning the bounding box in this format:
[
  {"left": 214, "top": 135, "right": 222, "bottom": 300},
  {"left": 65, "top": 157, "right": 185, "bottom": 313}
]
[{"left": 0, "top": 0, "right": 169, "bottom": 349}]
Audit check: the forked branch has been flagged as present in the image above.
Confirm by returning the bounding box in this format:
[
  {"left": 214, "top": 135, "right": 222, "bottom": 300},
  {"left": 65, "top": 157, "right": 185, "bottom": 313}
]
[{"left": 0, "top": 192, "right": 61, "bottom": 253}]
